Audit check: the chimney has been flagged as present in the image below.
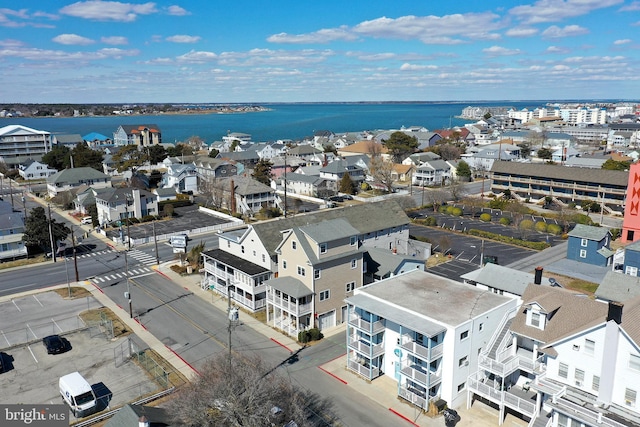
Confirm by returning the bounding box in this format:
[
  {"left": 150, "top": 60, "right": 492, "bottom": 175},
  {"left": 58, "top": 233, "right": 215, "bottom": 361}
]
[
  {"left": 230, "top": 179, "right": 236, "bottom": 213},
  {"left": 534, "top": 266, "right": 543, "bottom": 285},
  {"left": 607, "top": 301, "right": 624, "bottom": 324}
]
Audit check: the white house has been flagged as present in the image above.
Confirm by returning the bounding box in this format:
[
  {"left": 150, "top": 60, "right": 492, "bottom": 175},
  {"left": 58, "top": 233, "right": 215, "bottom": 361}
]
[
  {"left": 412, "top": 159, "right": 451, "bottom": 186},
  {"left": 467, "top": 284, "right": 640, "bottom": 427},
  {"left": 0, "top": 124, "right": 52, "bottom": 168},
  {"left": 95, "top": 187, "right": 158, "bottom": 226},
  {"left": 345, "top": 269, "right": 517, "bottom": 410},
  {"left": 18, "top": 159, "right": 57, "bottom": 180},
  {"left": 46, "top": 167, "right": 111, "bottom": 198},
  {"left": 162, "top": 163, "right": 198, "bottom": 194}
]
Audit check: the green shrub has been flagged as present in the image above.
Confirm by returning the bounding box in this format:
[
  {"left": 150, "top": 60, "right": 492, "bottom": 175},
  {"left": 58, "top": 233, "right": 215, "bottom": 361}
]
[
  {"left": 499, "top": 217, "right": 511, "bottom": 225},
  {"left": 479, "top": 213, "right": 492, "bottom": 222},
  {"left": 534, "top": 221, "right": 547, "bottom": 232},
  {"left": 451, "top": 207, "right": 463, "bottom": 216},
  {"left": 519, "top": 219, "right": 534, "bottom": 230},
  {"left": 438, "top": 206, "right": 447, "bottom": 214},
  {"left": 467, "top": 229, "right": 550, "bottom": 250},
  {"left": 547, "top": 224, "right": 562, "bottom": 235},
  {"left": 298, "top": 328, "right": 323, "bottom": 343},
  {"left": 425, "top": 216, "right": 438, "bottom": 226}
]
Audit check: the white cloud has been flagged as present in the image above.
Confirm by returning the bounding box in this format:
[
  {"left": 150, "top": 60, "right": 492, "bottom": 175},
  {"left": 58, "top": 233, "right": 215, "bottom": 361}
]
[
  {"left": 620, "top": 1, "right": 640, "bottom": 11},
  {"left": 267, "top": 27, "right": 357, "bottom": 44},
  {"left": 546, "top": 45, "right": 570, "bottom": 54},
  {"left": 167, "top": 5, "right": 189, "bottom": 16},
  {"left": 176, "top": 50, "right": 217, "bottom": 63},
  {"left": 59, "top": 1, "right": 158, "bottom": 22},
  {"left": 505, "top": 27, "right": 538, "bottom": 37},
  {"left": 166, "top": 35, "right": 201, "bottom": 43},
  {"left": 509, "top": 0, "right": 623, "bottom": 24},
  {"left": 614, "top": 39, "right": 631, "bottom": 45},
  {"left": 400, "top": 63, "right": 438, "bottom": 71},
  {"left": 53, "top": 33, "right": 95, "bottom": 45},
  {"left": 101, "top": 36, "right": 128, "bottom": 45},
  {"left": 482, "top": 46, "right": 521, "bottom": 56},
  {"left": 541, "top": 25, "right": 589, "bottom": 39},
  {"left": 0, "top": 39, "right": 25, "bottom": 47},
  {"left": 0, "top": 7, "right": 57, "bottom": 28}
]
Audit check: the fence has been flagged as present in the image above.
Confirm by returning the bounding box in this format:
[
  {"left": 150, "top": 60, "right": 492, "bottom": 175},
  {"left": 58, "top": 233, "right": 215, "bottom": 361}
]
[{"left": 0, "top": 314, "right": 87, "bottom": 350}]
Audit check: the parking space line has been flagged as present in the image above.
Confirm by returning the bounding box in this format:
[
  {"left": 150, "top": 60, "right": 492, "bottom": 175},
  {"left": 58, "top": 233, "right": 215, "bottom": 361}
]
[
  {"left": 12, "top": 300, "right": 21, "bottom": 312},
  {"left": 27, "top": 345, "right": 38, "bottom": 364},
  {"left": 32, "top": 294, "right": 44, "bottom": 307},
  {"left": 52, "top": 319, "right": 63, "bottom": 332},
  {"left": 26, "top": 323, "right": 37, "bottom": 340},
  {"left": 1, "top": 330, "right": 10, "bottom": 346}
]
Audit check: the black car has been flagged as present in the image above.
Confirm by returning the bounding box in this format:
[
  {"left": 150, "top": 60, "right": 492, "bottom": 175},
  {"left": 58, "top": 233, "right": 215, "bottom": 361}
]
[{"left": 42, "top": 335, "right": 70, "bottom": 354}]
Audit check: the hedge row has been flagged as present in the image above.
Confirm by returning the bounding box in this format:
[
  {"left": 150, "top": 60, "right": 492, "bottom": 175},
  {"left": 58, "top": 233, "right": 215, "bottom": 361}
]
[{"left": 467, "top": 229, "right": 550, "bottom": 250}]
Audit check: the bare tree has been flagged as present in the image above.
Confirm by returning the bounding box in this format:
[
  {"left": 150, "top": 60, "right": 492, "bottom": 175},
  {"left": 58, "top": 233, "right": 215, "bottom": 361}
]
[
  {"left": 369, "top": 156, "right": 396, "bottom": 193},
  {"left": 446, "top": 179, "right": 468, "bottom": 202},
  {"left": 168, "top": 353, "right": 336, "bottom": 427},
  {"left": 396, "top": 195, "right": 417, "bottom": 210},
  {"left": 199, "top": 177, "right": 226, "bottom": 209},
  {"left": 424, "top": 189, "right": 449, "bottom": 212}
]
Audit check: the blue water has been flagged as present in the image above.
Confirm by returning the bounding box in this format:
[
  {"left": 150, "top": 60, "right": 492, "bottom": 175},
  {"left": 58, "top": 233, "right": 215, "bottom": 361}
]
[{"left": 1, "top": 102, "right": 543, "bottom": 144}]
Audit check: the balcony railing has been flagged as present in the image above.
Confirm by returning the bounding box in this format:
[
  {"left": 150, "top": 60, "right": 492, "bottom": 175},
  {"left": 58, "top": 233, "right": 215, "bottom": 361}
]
[
  {"left": 348, "top": 336, "right": 384, "bottom": 358},
  {"left": 467, "top": 374, "right": 536, "bottom": 417},
  {"left": 229, "top": 290, "right": 265, "bottom": 311},
  {"left": 347, "top": 359, "right": 381, "bottom": 380},
  {"left": 400, "top": 336, "right": 443, "bottom": 361},
  {"left": 398, "top": 386, "right": 434, "bottom": 410},
  {"left": 479, "top": 349, "right": 545, "bottom": 376},
  {"left": 267, "top": 293, "right": 312, "bottom": 315},
  {"left": 400, "top": 365, "right": 441, "bottom": 388},
  {"left": 348, "top": 314, "right": 385, "bottom": 334}
]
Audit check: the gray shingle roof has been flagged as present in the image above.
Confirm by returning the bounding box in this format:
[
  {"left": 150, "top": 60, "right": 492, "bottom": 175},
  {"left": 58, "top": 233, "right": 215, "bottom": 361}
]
[
  {"left": 202, "top": 248, "right": 270, "bottom": 276},
  {"left": 299, "top": 218, "right": 359, "bottom": 243},
  {"left": 568, "top": 224, "right": 610, "bottom": 241},
  {"left": 595, "top": 271, "right": 640, "bottom": 302},
  {"left": 460, "top": 263, "right": 535, "bottom": 296},
  {"left": 47, "top": 167, "right": 109, "bottom": 184},
  {"left": 264, "top": 276, "right": 313, "bottom": 298}
]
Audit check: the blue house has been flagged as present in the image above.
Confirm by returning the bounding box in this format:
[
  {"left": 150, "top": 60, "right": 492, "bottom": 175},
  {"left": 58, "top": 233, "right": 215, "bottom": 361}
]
[
  {"left": 566, "top": 224, "right": 613, "bottom": 267},
  {"left": 623, "top": 240, "right": 640, "bottom": 276}
]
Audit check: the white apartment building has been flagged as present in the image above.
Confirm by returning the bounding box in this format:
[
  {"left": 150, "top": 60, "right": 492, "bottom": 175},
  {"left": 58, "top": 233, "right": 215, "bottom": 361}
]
[
  {"left": 0, "top": 125, "right": 52, "bottom": 168},
  {"left": 345, "top": 270, "right": 517, "bottom": 410},
  {"left": 467, "top": 284, "right": 640, "bottom": 427}
]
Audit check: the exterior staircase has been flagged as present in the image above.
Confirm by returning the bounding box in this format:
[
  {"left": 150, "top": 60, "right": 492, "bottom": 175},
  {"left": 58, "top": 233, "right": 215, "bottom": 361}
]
[
  {"left": 488, "top": 317, "right": 514, "bottom": 359},
  {"left": 529, "top": 409, "right": 551, "bottom": 427}
]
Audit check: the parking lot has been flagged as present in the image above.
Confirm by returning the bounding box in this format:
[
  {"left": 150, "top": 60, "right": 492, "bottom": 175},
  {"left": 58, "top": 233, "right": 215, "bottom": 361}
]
[{"left": 0, "top": 291, "right": 165, "bottom": 418}]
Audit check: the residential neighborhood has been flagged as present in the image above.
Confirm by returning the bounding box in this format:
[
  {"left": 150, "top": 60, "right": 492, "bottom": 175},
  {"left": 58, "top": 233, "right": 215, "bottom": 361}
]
[{"left": 1, "top": 100, "right": 640, "bottom": 427}]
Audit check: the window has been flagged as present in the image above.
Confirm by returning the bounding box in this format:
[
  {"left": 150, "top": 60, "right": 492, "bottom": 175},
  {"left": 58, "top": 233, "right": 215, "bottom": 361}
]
[
  {"left": 626, "top": 266, "right": 638, "bottom": 276},
  {"left": 297, "top": 266, "right": 306, "bottom": 277},
  {"left": 320, "top": 243, "right": 327, "bottom": 254},
  {"left": 282, "top": 260, "right": 287, "bottom": 269},
  {"left": 346, "top": 282, "right": 355, "bottom": 292},
  {"left": 350, "top": 236, "right": 357, "bottom": 246},
  {"left": 557, "top": 414, "right": 569, "bottom": 427},
  {"left": 457, "top": 382, "right": 466, "bottom": 392},
  {"left": 579, "top": 249, "right": 587, "bottom": 258},
  {"left": 530, "top": 312, "right": 541, "bottom": 328},
  {"left": 627, "top": 230, "right": 635, "bottom": 242},
  {"left": 460, "top": 330, "right": 469, "bottom": 341},
  {"left": 479, "top": 323, "right": 484, "bottom": 332},
  {"left": 581, "top": 238, "right": 588, "bottom": 247},
  {"left": 319, "top": 290, "right": 330, "bottom": 301},
  {"left": 351, "top": 259, "right": 357, "bottom": 269},
  {"left": 262, "top": 254, "right": 266, "bottom": 262},
  {"left": 253, "top": 250, "right": 256, "bottom": 257},
  {"left": 292, "top": 241, "right": 297, "bottom": 250},
  {"left": 584, "top": 339, "right": 595, "bottom": 356},
  {"left": 630, "top": 354, "right": 640, "bottom": 372},
  {"left": 314, "top": 269, "right": 321, "bottom": 279},
  {"left": 592, "top": 375, "right": 600, "bottom": 392},
  {"left": 575, "top": 369, "right": 585, "bottom": 386},
  {"left": 458, "top": 356, "right": 468, "bottom": 367},
  {"left": 558, "top": 362, "right": 568, "bottom": 379},
  {"left": 241, "top": 245, "right": 245, "bottom": 253},
  {"left": 625, "top": 388, "right": 637, "bottom": 406}
]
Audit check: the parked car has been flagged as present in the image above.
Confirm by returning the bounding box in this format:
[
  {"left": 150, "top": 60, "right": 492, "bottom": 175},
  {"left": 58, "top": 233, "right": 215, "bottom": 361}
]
[
  {"left": 80, "top": 216, "right": 93, "bottom": 225},
  {"left": 43, "top": 335, "right": 70, "bottom": 354}
]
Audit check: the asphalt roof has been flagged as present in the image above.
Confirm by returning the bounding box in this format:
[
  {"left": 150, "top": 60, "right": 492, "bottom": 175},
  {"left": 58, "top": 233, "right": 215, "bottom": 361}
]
[
  {"left": 202, "top": 248, "right": 270, "bottom": 276},
  {"left": 567, "top": 224, "right": 610, "bottom": 241},
  {"left": 46, "top": 167, "right": 109, "bottom": 184},
  {"left": 491, "top": 160, "right": 628, "bottom": 187},
  {"left": 595, "top": 271, "right": 640, "bottom": 302},
  {"left": 461, "top": 263, "right": 536, "bottom": 296},
  {"left": 264, "top": 276, "right": 313, "bottom": 298}
]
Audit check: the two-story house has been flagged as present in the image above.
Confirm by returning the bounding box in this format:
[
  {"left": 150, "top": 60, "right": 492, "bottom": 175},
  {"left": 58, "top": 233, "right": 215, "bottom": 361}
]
[
  {"left": 412, "top": 159, "right": 451, "bottom": 186},
  {"left": 162, "top": 163, "right": 198, "bottom": 194},
  {"left": 319, "top": 159, "right": 366, "bottom": 193},
  {"left": 566, "top": 224, "right": 613, "bottom": 267},
  {"left": 95, "top": 187, "right": 158, "bottom": 226},
  {"left": 113, "top": 124, "right": 161, "bottom": 147},
  {"left": 346, "top": 270, "right": 517, "bottom": 410},
  {"left": 46, "top": 167, "right": 111, "bottom": 198},
  {"left": 214, "top": 175, "right": 276, "bottom": 216},
  {"left": 467, "top": 284, "right": 640, "bottom": 427},
  {"left": 0, "top": 200, "right": 27, "bottom": 261},
  {"left": 18, "top": 159, "right": 57, "bottom": 180},
  {"left": 267, "top": 218, "right": 364, "bottom": 335}
]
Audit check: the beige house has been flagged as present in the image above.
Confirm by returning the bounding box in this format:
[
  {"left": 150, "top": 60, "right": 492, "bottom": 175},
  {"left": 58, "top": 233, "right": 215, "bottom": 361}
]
[{"left": 267, "top": 218, "right": 364, "bottom": 336}]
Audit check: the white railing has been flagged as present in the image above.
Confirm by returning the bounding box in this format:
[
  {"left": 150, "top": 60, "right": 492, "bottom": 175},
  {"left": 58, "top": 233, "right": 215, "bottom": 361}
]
[
  {"left": 483, "top": 306, "right": 518, "bottom": 358},
  {"left": 467, "top": 374, "right": 536, "bottom": 417},
  {"left": 346, "top": 359, "right": 380, "bottom": 380},
  {"left": 400, "top": 365, "right": 441, "bottom": 387},
  {"left": 0, "top": 247, "right": 29, "bottom": 259},
  {"left": 398, "top": 387, "right": 430, "bottom": 410},
  {"left": 549, "top": 398, "right": 630, "bottom": 427},
  {"left": 348, "top": 336, "right": 384, "bottom": 357},
  {"left": 229, "top": 290, "right": 265, "bottom": 311},
  {"left": 400, "top": 337, "right": 443, "bottom": 361},
  {"left": 267, "top": 294, "right": 312, "bottom": 315},
  {"left": 348, "top": 314, "right": 385, "bottom": 333}
]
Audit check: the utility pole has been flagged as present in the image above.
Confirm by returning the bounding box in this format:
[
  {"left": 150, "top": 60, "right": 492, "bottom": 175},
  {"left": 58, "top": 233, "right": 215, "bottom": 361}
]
[
  {"left": 283, "top": 153, "right": 287, "bottom": 218},
  {"left": 125, "top": 250, "right": 132, "bottom": 318},
  {"left": 9, "top": 178, "right": 14, "bottom": 209},
  {"left": 47, "top": 203, "right": 57, "bottom": 263},
  {"left": 153, "top": 219, "right": 159, "bottom": 265},
  {"left": 227, "top": 286, "right": 239, "bottom": 370},
  {"left": 70, "top": 227, "right": 79, "bottom": 282}
]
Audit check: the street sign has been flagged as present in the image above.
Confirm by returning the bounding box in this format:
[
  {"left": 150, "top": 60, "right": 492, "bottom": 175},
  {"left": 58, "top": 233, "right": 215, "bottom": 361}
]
[{"left": 173, "top": 247, "right": 186, "bottom": 254}]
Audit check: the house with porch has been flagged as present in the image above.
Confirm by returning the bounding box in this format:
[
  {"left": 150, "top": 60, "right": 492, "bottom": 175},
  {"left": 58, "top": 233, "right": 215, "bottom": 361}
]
[
  {"left": 566, "top": 224, "right": 613, "bottom": 267},
  {"left": 214, "top": 175, "right": 276, "bottom": 216},
  {"left": 267, "top": 218, "right": 364, "bottom": 336},
  {"left": 162, "top": 163, "right": 198, "bottom": 194},
  {"left": 319, "top": 159, "right": 366, "bottom": 193},
  {"left": 345, "top": 269, "right": 517, "bottom": 410},
  {"left": 46, "top": 167, "right": 111, "bottom": 198},
  {"left": 0, "top": 200, "right": 27, "bottom": 261},
  {"left": 467, "top": 283, "right": 640, "bottom": 427},
  {"left": 95, "top": 187, "right": 158, "bottom": 226},
  {"left": 412, "top": 159, "right": 451, "bottom": 186},
  {"left": 18, "top": 159, "right": 57, "bottom": 180}
]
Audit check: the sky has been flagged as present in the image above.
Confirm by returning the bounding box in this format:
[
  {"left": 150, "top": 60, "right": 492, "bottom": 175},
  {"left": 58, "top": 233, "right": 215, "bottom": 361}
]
[{"left": 1, "top": 0, "right": 639, "bottom": 103}]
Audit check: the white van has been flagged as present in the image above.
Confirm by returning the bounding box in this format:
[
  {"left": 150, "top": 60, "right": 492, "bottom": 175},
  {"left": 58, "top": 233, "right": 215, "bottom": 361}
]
[{"left": 59, "top": 372, "right": 97, "bottom": 417}]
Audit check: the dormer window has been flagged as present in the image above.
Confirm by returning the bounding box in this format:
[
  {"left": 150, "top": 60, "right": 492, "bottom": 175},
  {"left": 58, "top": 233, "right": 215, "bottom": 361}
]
[
  {"left": 527, "top": 308, "right": 545, "bottom": 330},
  {"left": 320, "top": 243, "right": 327, "bottom": 254}
]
